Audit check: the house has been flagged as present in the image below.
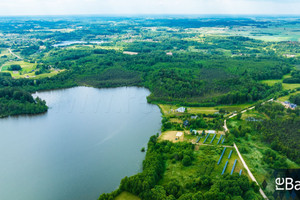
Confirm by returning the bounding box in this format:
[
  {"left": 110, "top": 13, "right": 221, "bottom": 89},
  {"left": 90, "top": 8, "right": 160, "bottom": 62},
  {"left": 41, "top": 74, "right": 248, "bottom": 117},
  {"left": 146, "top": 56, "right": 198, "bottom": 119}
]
[
  {"left": 290, "top": 103, "right": 297, "bottom": 109},
  {"left": 183, "top": 120, "right": 189, "bottom": 127},
  {"left": 176, "top": 107, "right": 186, "bottom": 113},
  {"left": 207, "top": 130, "right": 216, "bottom": 134},
  {"left": 282, "top": 101, "right": 297, "bottom": 109},
  {"left": 166, "top": 52, "right": 173, "bottom": 56}
]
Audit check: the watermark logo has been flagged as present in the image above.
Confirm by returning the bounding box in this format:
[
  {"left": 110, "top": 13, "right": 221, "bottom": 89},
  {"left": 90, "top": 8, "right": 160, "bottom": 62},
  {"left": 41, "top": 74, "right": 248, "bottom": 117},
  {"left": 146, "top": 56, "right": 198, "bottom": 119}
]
[
  {"left": 273, "top": 169, "right": 300, "bottom": 199},
  {"left": 276, "top": 178, "right": 300, "bottom": 191}
]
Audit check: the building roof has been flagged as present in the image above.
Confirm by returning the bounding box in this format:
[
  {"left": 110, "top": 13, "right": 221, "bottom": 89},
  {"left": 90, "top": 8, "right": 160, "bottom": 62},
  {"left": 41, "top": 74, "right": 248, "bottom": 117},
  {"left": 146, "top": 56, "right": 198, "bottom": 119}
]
[
  {"left": 207, "top": 130, "right": 216, "bottom": 134},
  {"left": 176, "top": 132, "right": 183, "bottom": 137},
  {"left": 176, "top": 107, "right": 186, "bottom": 113}
]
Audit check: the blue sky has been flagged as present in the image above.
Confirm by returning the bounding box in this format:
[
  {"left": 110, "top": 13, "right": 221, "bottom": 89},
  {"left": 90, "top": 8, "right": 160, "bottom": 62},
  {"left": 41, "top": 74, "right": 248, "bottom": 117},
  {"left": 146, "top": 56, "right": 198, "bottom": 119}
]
[{"left": 0, "top": 0, "right": 299, "bottom": 16}]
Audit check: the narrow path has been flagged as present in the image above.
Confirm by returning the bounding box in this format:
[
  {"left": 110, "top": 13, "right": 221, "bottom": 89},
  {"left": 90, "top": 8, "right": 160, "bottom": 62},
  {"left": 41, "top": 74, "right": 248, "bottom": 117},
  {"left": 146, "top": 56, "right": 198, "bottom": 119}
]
[
  {"left": 234, "top": 143, "right": 268, "bottom": 199},
  {"left": 8, "top": 48, "right": 23, "bottom": 60},
  {"left": 224, "top": 100, "right": 272, "bottom": 200}
]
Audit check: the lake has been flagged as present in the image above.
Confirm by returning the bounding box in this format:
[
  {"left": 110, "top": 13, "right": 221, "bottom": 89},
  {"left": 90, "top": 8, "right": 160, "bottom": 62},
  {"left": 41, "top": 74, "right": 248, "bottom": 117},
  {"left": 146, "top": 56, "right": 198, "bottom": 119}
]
[
  {"left": 53, "top": 41, "right": 106, "bottom": 47},
  {"left": 0, "top": 87, "right": 161, "bottom": 200}
]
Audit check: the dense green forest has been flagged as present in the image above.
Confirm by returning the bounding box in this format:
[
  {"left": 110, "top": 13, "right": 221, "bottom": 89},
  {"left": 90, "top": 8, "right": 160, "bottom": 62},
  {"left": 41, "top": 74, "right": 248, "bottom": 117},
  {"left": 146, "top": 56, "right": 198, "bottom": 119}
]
[
  {"left": 1, "top": 42, "right": 296, "bottom": 106},
  {"left": 289, "top": 93, "right": 300, "bottom": 104},
  {"left": 0, "top": 16, "right": 299, "bottom": 111},
  {"left": 228, "top": 102, "right": 300, "bottom": 164},
  {"left": 254, "top": 102, "right": 300, "bottom": 164},
  {"left": 0, "top": 87, "right": 48, "bottom": 117}
]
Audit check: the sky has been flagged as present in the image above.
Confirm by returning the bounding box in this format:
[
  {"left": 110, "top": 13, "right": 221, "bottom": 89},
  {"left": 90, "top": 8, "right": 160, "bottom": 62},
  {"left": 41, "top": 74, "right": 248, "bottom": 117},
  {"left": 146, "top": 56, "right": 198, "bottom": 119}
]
[{"left": 0, "top": 0, "right": 299, "bottom": 16}]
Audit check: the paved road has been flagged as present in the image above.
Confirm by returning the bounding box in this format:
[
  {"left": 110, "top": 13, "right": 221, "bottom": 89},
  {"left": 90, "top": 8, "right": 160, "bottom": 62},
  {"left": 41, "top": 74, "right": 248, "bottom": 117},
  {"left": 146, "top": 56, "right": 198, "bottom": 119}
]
[
  {"left": 224, "top": 101, "right": 272, "bottom": 199},
  {"left": 8, "top": 48, "right": 23, "bottom": 60}
]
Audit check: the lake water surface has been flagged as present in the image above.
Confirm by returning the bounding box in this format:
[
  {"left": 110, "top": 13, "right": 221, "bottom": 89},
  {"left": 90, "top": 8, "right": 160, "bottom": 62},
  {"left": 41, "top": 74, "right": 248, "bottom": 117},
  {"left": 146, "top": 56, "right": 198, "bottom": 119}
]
[
  {"left": 53, "top": 41, "right": 106, "bottom": 47},
  {"left": 0, "top": 87, "right": 161, "bottom": 200}
]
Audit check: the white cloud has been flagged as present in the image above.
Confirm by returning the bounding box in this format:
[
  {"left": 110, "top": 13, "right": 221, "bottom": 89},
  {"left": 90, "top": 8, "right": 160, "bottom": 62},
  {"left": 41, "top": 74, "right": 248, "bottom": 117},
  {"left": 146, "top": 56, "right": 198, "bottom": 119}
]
[{"left": 0, "top": 0, "right": 299, "bottom": 15}]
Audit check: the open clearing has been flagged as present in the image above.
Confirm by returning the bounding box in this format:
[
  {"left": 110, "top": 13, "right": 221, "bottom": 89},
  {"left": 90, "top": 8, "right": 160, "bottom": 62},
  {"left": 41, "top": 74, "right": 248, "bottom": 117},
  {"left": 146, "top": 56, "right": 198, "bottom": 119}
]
[
  {"left": 278, "top": 91, "right": 300, "bottom": 101},
  {"left": 158, "top": 104, "right": 252, "bottom": 116},
  {"left": 114, "top": 191, "right": 140, "bottom": 200},
  {"left": 159, "top": 131, "right": 185, "bottom": 143},
  {"left": 0, "top": 60, "right": 64, "bottom": 79}
]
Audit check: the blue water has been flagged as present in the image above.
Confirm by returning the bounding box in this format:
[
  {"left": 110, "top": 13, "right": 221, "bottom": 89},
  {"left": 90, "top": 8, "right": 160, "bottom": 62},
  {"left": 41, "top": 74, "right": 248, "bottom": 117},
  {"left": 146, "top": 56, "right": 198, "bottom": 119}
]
[{"left": 0, "top": 86, "right": 161, "bottom": 200}]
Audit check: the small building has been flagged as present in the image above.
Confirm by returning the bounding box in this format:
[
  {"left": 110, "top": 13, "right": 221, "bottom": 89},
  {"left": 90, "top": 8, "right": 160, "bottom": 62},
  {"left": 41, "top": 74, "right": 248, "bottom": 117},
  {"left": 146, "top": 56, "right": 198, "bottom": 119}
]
[
  {"left": 207, "top": 130, "right": 216, "bottom": 134},
  {"left": 290, "top": 103, "right": 297, "bottom": 109},
  {"left": 176, "top": 107, "right": 186, "bottom": 113},
  {"left": 183, "top": 120, "right": 189, "bottom": 127},
  {"left": 166, "top": 52, "right": 173, "bottom": 56},
  {"left": 176, "top": 132, "right": 183, "bottom": 137}
]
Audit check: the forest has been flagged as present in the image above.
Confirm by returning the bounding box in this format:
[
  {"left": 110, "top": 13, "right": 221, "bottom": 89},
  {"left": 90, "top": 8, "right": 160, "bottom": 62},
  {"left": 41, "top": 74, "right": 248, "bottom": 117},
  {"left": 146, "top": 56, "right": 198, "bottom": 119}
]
[
  {"left": 0, "top": 87, "right": 48, "bottom": 117},
  {"left": 0, "top": 17, "right": 299, "bottom": 112},
  {"left": 228, "top": 102, "right": 300, "bottom": 165}
]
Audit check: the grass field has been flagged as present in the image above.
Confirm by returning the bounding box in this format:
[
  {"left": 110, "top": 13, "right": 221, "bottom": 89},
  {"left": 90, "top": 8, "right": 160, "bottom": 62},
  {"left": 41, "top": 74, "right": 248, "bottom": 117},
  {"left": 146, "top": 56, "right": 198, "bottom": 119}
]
[
  {"left": 159, "top": 131, "right": 186, "bottom": 143},
  {"left": 278, "top": 91, "right": 300, "bottom": 101},
  {"left": 260, "top": 73, "right": 300, "bottom": 102},
  {"left": 0, "top": 48, "right": 11, "bottom": 57},
  {"left": 159, "top": 145, "right": 245, "bottom": 191},
  {"left": 114, "top": 191, "right": 140, "bottom": 200},
  {"left": 260, "top": 73, "right": 300, "bottom": 91},
  {"left": 1, "top": 61, "right": 36, "bottom": 76},
  {"left": 158, "top": 104, "right": 252, "bottom": 116},
  {"left": 0, "top": 60, "right": 64, "bottom": 79},
  {"left": 282, "top": 83, "right": 300, "bottom": 90}
]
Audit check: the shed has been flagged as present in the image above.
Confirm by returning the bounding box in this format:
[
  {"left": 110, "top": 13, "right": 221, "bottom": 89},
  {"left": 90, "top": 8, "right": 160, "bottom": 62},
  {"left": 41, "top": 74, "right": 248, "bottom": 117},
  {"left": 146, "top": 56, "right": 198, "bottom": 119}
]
[{"left": 207, "top": 130, "right": 216, "bottom": 134}]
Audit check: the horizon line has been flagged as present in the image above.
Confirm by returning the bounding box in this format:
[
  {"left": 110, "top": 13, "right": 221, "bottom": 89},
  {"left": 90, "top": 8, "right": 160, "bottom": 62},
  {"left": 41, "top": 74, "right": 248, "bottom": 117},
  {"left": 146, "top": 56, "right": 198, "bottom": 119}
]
[{"left": 0, "top": 13, "right": 299, "bottom": 17}]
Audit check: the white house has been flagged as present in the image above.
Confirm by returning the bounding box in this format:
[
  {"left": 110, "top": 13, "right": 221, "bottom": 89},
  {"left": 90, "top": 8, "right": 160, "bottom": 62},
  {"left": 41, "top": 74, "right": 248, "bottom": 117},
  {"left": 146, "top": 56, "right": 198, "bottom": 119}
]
[{"left": 176, "top": 107, "right": 186, "bottom": 113}]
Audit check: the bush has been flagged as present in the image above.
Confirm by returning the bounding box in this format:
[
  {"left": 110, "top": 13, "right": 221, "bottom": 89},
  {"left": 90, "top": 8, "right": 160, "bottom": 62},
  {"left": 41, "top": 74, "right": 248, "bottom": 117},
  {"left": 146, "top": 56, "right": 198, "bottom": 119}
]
[
  {"left": 182, "top": 155, "right": 192, "bottom": 166},
  {"left": 8, "top": 64, "right": 22, "bottom": 71}
]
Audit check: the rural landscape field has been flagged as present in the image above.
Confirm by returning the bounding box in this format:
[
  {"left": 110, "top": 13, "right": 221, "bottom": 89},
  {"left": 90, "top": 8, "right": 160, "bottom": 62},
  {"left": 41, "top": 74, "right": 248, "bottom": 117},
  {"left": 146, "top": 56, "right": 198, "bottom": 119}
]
[{"left": 0, "top": 5, "right": 299, "bottom": 200}]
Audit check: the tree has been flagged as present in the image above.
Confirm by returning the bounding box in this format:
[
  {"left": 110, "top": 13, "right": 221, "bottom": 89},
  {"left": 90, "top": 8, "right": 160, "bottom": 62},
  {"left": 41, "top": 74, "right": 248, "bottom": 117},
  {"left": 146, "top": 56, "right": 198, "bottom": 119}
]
[
  {"left": 182, "top": 155, "right": 192, "bottom": 166},
  {"left": 193, "top": 191, "right": 204, "bottom": 200},
  {"left": 8, "top": 64, "right": 22, "bottom": 71}
]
